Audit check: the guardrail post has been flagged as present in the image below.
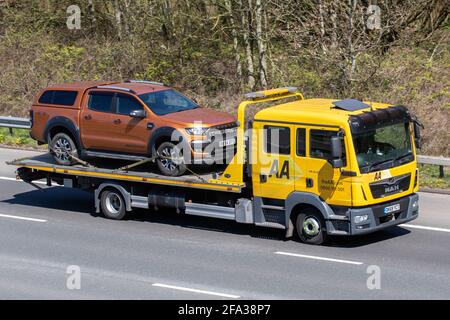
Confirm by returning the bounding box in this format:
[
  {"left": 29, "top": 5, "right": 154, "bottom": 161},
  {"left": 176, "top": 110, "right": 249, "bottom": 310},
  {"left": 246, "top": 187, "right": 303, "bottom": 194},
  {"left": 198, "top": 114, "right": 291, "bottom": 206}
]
[
  {"left": 9, "top": 127, "right": 13, "bottom": 135},
  {"left": 439, "top": 165, "right": 444, "bottom": 178}
]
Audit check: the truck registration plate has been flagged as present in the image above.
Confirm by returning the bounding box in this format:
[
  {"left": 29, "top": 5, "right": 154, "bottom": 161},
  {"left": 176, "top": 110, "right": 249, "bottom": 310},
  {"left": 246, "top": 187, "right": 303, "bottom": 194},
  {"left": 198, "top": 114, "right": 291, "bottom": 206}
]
[{"left": 384, "top": 204, "right": 400, "bottom": 215}]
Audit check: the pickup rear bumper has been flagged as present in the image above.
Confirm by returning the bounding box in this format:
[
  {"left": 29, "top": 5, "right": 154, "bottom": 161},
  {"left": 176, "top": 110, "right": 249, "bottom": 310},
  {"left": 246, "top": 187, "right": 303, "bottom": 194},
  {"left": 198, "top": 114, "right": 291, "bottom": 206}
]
[{"left": 326, "top": 193, "right": 419, "bottom": 236}]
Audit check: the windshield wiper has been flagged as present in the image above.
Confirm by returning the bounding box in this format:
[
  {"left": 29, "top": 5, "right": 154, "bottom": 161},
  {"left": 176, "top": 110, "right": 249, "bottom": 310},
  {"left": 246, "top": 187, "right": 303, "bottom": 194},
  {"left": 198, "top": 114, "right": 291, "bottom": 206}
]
[
  {"left": 393, "top": 153, "right": 413, "bottom": 164},
  {"left": 363, "top": 158, "right": 395, "bottom": 172}
]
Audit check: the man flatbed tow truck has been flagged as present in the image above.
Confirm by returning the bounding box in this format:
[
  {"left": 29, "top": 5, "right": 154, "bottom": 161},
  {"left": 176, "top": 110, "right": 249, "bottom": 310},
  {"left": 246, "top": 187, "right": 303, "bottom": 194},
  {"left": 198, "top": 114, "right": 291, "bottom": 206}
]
[{"left": 8, "top": 87, "right": 422, "bottom": 244}]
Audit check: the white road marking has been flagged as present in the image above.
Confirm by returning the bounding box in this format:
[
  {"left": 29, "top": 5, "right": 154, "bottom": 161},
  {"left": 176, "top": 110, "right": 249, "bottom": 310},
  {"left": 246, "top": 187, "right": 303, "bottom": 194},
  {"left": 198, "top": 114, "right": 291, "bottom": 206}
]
[
  {"left": 275, "top": 251, "right": 364, "bottom": 265},
  {"left": 152, "top": 283, "right": 240, "bottom": 299},
  {"left": 0, "top": 213, "right": 47, "bottom": 223},
  {"left": 402, "top": 224, "right": 450, "bottom": 233},
  {"left": 0, "top": 176, "right": 52, "bottom": 186}
]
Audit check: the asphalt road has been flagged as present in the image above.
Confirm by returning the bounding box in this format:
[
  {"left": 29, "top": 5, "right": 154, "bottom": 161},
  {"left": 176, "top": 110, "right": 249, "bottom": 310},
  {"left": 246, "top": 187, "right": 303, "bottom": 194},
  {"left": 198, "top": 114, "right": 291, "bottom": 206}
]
[{"left": 0, "top": 147, "right": 449, "bottom": 299}]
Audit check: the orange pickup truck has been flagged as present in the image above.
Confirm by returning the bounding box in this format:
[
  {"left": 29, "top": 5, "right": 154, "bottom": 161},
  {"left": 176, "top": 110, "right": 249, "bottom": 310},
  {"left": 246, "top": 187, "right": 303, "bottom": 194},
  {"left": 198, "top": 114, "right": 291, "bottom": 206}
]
[{"left": 30, "top": 80, "right": 237, "bottom": 176}]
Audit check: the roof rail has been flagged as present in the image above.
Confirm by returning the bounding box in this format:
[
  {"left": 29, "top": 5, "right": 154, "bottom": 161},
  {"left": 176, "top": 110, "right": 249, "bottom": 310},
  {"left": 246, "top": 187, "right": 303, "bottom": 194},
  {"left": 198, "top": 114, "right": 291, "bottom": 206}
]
[
  {"left": 244, "top": 87, "right": 302, "bottom": 100},
  {"left": 96, "top": 85, "right": 137, "bottom": 94},
  {"left": 125, "top": 80, "right": 165, "bottom": 86}
]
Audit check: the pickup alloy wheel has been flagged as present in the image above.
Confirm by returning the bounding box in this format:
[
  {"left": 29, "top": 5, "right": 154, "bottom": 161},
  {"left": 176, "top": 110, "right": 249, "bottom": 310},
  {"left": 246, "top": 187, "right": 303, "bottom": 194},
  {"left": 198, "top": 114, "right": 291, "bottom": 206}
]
[
  {"left": 156, "top": 141, "right": 187, "bottom": 176},
  {"left": 50, "top": 132, "right": 79, "bottom": 165}
]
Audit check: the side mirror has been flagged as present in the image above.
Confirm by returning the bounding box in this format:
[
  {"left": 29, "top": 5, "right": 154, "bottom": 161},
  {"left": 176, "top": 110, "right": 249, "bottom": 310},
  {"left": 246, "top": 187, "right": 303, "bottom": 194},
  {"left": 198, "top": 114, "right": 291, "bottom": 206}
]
[
  {"left": 330, "top": 136, "right": 344, "bottom": 168},
  {"left": 130, "top": 109, "right": 146, "bottom": 118},
  {"left": 331, "top": 136, "right": 342, "bottom": 158},
  {"left": 413, "top": 121, "right": 422, "bottom": 149}
]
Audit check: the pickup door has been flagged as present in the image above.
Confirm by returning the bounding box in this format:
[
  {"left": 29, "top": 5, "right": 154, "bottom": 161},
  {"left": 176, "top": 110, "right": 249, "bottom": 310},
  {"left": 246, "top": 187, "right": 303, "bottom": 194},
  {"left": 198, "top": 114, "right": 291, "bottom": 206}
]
[{"left": 80, "top": 90, "right": 151, "bottom": 154}]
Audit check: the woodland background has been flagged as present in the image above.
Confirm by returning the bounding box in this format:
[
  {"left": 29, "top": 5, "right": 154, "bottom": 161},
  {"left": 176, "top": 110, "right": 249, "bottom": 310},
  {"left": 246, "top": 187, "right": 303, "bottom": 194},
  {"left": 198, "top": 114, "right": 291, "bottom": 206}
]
[{"left": 0, "top": 0, "right": 449, "bottom": 156}]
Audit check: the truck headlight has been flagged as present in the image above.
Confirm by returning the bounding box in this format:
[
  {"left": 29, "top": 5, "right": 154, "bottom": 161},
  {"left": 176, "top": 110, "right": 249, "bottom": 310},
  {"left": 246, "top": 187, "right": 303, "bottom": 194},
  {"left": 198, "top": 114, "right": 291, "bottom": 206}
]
[
  {"left": 354, "top": 214, "right": 369, "bottom": 224},
  {"left": 186, "top": 127, "right": 209, "bottom": 136}
]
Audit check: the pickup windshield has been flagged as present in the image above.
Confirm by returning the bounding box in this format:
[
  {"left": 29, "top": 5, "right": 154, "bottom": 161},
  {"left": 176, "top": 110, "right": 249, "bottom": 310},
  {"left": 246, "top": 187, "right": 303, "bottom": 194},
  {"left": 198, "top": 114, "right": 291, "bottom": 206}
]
[
  {"left": 353, "top": 122, "right": 413, "bottom": 173},
  {"left": 138, "top": 89, "right": 199, "bottom": 115}
]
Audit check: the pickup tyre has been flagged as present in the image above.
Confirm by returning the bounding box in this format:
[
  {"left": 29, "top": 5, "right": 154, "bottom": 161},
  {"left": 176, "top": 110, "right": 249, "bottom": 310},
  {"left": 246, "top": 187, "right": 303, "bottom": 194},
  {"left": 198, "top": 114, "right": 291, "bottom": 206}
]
[
  {"left": 49, "top": 132, "right": 79, "bottom": 165},
  {"left": 156, "top": 141, "right": 187, "bottom": 176}
]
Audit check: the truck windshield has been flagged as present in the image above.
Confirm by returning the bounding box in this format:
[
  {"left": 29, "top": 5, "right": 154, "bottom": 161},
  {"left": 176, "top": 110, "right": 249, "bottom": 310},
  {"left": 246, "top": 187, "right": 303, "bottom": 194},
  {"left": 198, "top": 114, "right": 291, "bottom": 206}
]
[
  {"left": 138, "top": 89, "right": 199, "bottom": 115},
  {"left": 353, "top": 122, "right": 413, "bottom": 173}
]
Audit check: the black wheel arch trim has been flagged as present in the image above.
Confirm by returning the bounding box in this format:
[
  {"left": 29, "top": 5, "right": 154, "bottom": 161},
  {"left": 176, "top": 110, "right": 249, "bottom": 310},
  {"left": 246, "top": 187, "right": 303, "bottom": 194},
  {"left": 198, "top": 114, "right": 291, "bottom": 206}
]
[
  {"left": 284, "top": 192, "right": 335, "bottom": 238},
  {"left": 147, "top": 126, "right": 185, "bottom": 156},
  {"left": 44, "top": 116, "right": 83, "bottom": 149}
]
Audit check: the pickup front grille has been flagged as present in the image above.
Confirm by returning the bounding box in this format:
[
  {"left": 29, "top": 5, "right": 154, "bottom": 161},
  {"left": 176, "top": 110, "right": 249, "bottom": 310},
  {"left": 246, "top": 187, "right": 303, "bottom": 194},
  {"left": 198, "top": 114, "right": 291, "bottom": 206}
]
[{"left": 369, "top": 173, "right": 411, "bottom": 199}]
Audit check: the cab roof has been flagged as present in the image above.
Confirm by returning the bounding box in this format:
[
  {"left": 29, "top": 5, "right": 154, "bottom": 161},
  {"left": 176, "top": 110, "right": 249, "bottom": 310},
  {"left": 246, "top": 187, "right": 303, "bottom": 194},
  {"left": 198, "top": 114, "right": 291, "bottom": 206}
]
[{"left": 254, "top": 98, "right": 392, "bottom": 127}]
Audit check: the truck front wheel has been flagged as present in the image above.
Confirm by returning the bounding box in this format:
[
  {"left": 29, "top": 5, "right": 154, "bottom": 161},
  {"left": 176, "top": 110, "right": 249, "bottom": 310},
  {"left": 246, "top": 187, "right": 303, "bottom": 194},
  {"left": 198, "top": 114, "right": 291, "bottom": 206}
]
[
  {"left": 295, "top": 208, "right": 327, "bottom": 245},
  {"left": 100, "top": 189, "right": 127, "bottom": 220}
]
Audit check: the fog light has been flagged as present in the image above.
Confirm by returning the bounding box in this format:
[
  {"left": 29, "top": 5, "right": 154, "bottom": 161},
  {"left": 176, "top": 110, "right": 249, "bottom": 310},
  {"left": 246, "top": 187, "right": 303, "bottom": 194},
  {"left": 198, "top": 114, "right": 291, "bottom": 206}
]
[
  {"left": 412, "top": 200, "right": 418, "bottom": 209},
  {"left": 354, "top": 215, "right": 369, "bottom": 224}
]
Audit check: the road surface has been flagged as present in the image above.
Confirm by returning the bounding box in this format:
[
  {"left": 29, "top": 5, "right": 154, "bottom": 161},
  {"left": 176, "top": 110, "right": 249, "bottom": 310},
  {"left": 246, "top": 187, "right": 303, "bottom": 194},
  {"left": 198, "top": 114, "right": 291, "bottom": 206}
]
[{"left": 0, "top": 148, "right": 449, "bottom": 299}]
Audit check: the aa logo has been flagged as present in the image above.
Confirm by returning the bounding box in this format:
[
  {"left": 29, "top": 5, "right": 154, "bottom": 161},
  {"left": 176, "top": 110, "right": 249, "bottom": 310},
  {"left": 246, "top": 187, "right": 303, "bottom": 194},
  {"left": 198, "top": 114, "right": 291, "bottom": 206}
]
[{"left": 269, "top": 159, "right": 289, "bottom": 179}]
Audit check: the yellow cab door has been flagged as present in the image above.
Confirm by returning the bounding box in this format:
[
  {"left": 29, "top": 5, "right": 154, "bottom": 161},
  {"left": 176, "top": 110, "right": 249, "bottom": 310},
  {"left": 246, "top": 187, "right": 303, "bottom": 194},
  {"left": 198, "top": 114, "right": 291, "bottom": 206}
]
[
  {"left": 299, "top": 127, "right": 353, "bottom": 207},
  {"left": 251, "top": 122, "right": 295, "bottom": 200}
]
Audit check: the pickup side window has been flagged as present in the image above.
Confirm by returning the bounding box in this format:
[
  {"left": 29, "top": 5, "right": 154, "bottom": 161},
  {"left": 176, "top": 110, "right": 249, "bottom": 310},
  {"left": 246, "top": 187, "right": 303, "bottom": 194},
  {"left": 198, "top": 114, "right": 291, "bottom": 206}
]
[
  {"left": 88, "top": 91, "right": 114, "bottom": 113},
  {"left": 264, "top": 125, "right": 290, "bottom": 155},
  {"left": 310, "top": 129, "right": 346, "bottom": 165},
  {"left": 38, "top": 90, "right": 77, "bottom": 106},
  {"left": 116, "top": 93, "right": 143, "bottom": 115}
]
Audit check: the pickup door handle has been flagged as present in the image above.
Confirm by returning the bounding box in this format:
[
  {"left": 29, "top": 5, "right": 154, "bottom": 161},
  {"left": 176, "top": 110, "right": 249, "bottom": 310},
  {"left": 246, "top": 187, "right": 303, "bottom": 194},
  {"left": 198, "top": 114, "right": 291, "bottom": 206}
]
[
  {"left": 84, "top": 115, "right": 92, "bottom": 120},
  {"left": 113, "top": 119, "right": 121, "bottom": 124}
]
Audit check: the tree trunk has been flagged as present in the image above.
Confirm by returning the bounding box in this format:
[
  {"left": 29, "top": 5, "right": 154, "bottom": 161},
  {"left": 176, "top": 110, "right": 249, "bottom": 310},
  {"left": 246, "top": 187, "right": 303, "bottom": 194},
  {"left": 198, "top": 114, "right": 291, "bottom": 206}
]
[
  {"left": 255, "top": 0, "right": 268, "bottom": 88},
  {"left": 225, "top": 0, "right": 242, "bottom": 82},
  {"left": 114, "top": 0, "right": 123, "bottom": 39},
  {"left": 240, "top": 0, "right": 255, "bottom": 89}
]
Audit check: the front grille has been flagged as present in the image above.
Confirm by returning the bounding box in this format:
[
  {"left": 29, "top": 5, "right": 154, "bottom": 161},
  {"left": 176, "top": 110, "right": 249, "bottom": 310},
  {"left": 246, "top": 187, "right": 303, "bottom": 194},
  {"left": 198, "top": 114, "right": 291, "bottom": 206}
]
[{"left": 369, "top": 173, "right": 411, "bottom": 199}]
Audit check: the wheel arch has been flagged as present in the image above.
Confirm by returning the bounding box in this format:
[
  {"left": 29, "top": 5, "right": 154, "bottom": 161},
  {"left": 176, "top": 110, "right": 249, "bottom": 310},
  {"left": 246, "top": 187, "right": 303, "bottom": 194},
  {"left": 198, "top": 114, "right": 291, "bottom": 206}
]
[
  {"left": 44, "top": 116, "right": 82, "bottom": 149},
  {"left": 147, "top": 126, "right": 185, "bottom": 156},
  {"left": 94, "top": 182, "right": 132, "bottom": 213},
  {"left": 285, "top": 192, "right": 334, "bottom": 238}
]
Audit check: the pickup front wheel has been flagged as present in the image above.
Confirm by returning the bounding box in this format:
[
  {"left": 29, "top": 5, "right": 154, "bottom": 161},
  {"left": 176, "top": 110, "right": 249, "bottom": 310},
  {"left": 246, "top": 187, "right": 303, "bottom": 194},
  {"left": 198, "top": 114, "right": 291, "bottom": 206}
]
[
  {"left": 49, "top": 133, "right": 79, "bottom": 165},
  {"left": 156, "top": 142, "right": 187, "bottom": 176}
]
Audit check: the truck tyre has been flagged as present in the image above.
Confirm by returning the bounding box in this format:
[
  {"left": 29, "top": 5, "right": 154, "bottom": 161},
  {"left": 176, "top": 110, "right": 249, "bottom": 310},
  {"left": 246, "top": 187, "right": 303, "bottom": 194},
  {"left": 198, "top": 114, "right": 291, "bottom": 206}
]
[
  {"left": 49, "top": 132, "right": 79, "bottom": 165},
  {"left": 100, "top": 188, "right": 127, "bottom": 220},
  {"left": 295, "top": 208, "right": 327, "bottom": 245},
  {"left": 156, "top": 141, "right": 187, "bottom": 176}
]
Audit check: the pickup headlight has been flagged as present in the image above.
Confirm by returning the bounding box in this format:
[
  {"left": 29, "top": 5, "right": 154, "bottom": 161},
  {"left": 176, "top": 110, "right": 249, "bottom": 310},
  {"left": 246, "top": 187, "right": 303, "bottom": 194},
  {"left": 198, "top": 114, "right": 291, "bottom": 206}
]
[{"left": 186, "top": 127, "right": 209, "bottom": 136}]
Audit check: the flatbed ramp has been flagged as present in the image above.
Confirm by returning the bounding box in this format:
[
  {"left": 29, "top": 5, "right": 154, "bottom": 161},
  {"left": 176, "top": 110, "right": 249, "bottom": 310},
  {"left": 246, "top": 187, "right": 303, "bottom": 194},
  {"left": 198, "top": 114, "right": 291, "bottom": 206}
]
[{"left": 8, "top": 153, "right": 244, "bottom": 193}]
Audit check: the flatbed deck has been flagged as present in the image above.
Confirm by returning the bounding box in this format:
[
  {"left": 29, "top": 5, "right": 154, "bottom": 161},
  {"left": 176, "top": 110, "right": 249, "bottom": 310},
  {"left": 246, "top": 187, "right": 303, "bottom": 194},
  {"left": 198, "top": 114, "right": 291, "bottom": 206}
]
[{"left": 8, "top": 153, "right": 245, "bottom": 193}]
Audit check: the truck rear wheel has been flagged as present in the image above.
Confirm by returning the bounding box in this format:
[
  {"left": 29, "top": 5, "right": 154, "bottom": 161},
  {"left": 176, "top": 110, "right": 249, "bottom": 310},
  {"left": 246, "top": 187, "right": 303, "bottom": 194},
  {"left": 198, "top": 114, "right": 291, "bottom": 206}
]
[
  {"left": 50, "top": 132, "right": 79, "bottom": 165},
  {"left": 100, "top": 189, "right": 127, "bottom": 220},
  {"left": 295, "top": 208, "right": 327, "bottom": 245}
]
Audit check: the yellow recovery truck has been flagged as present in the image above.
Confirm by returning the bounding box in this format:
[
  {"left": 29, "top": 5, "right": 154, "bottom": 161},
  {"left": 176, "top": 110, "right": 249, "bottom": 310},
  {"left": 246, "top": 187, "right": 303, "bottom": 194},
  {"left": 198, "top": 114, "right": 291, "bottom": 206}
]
[{"left": 9, "top": 87, "right": 422, "bottom": 244}]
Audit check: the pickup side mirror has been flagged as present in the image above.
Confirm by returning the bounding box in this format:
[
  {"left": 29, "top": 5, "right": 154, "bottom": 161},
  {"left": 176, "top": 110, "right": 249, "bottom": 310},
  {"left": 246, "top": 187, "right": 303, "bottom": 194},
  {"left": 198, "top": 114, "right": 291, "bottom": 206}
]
[
  {"left": 330, "top": 136, "right": 344, "bottom": 168},
  {"left": 130, "top": 109, "right": 146, "bottom": 118}
]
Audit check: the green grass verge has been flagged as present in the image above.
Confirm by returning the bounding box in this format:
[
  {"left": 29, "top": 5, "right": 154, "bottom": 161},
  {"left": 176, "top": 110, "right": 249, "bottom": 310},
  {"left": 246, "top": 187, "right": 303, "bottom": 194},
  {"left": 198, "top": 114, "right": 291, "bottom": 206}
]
[
  {"left": 0, "top": 127, "right": 43, "bottom": 149},
  {"left": 418, "top": 164, "right": 450, "bottom": 189}
]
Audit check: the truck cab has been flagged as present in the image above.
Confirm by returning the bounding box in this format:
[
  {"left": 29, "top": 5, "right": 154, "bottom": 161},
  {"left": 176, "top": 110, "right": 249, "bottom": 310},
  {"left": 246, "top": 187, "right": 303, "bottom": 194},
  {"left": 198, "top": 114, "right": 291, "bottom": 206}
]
[{"left": 213, "top": 88, "right": 420, "bottom": 244}]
